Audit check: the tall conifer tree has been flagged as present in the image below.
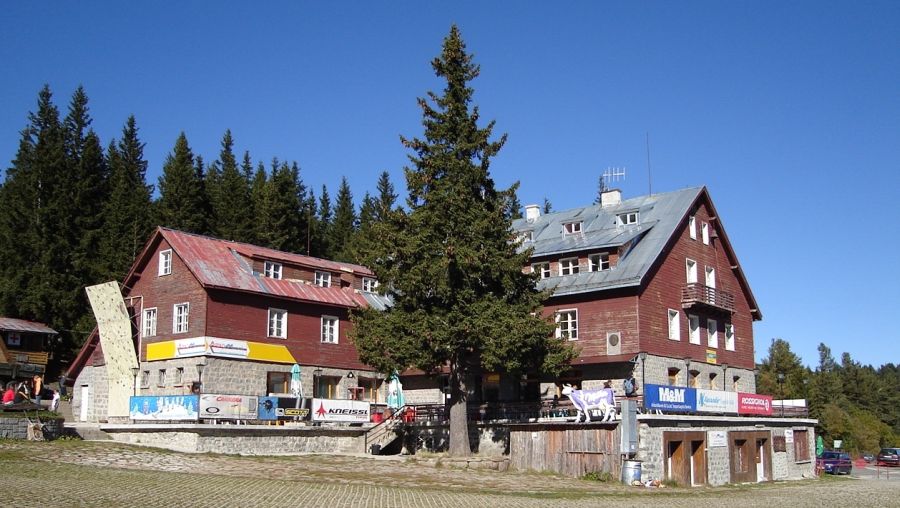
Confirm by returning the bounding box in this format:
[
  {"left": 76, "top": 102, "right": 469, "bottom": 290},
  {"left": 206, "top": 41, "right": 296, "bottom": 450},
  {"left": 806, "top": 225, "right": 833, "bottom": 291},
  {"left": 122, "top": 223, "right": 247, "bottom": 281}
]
[
  {"left": 157, "top": 133, "right": 207, "bottom": 233},
  {"left": 209, "top": 130, "right": 253, "bottom": 241},
  {"left": 330, "top": 176, "right": 357, "bottom": 261},
  {"left": 351, "top": 26, "right": 574, "bottom": 456}
]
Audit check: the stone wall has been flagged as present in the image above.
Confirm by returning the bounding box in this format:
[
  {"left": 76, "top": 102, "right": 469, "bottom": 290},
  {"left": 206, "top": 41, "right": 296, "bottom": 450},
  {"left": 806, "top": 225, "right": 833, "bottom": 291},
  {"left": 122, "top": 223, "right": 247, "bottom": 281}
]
[
  {"left": 72, "top": 364, "right": 110, "bottom": 423},
  {"left": 103, "top": 424, "right": 366, "bottom": 455},
  {"left": 0, "top": 416, "right": 65, "bottom": 440},
  {"left": 640, "top": 355, "right": 755, "bottom": 393}
]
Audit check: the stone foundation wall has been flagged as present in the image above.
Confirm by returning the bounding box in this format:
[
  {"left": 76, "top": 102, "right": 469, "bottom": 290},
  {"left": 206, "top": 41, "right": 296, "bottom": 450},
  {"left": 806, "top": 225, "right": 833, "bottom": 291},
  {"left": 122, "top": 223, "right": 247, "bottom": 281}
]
[
  {"left": 72, "top": 364, "right": 110, "bottom": 423},
  {"left": 0, "top": 416, "right": 65, "bottom": 440},
  {"left": 103, "top": 424, "right": 367, "bottom": 455}
]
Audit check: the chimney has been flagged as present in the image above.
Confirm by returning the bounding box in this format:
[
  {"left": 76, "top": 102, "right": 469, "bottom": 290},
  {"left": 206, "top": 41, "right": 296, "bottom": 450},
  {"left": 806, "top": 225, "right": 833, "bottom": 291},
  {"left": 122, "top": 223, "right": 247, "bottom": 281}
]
[
  {"left": 524, "top": 204, "right": 541, "bottom": 221},
  {"left": 600, "top": 189, "right": 622, "bottom": 208}
]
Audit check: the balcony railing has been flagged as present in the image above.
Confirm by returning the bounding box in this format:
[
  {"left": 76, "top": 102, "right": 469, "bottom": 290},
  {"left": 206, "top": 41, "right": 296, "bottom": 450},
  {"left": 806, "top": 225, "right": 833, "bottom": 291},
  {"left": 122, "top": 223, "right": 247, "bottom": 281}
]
[
  {"left": 682, "top": 283, "right": 735, "bottom": 313},
  {"left": 6, "top": 349, "right": 50, "bottom": 366}
]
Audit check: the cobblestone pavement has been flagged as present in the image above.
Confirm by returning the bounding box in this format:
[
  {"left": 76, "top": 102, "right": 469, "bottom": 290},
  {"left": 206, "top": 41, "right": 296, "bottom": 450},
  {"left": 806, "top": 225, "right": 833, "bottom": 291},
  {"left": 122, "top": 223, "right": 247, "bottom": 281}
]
[{"left": 0, "top": 440, "right": 896, "bottom": 507}]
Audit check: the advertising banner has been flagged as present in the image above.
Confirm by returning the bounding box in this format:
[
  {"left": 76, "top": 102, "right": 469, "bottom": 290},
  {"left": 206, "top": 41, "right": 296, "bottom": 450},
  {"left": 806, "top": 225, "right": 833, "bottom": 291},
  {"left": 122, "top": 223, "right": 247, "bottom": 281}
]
[
  {"left": 738, "top": 392, "right": 773, "bottom": 415},
  {"left": 199, "top": 394, "right": 259, "bottom": 420},
  {"left": 147, "top": 337, "right": 296, "bottom": 363},
  {"left": 644, "top": 384, "right": 696, "bottom": 412},
  {"left": 130, "top": 395, "right": 199, "bottom": 421},
  {"left": 311, "top": 398, "right": 370, "bottom": 423},
  {"left": 696, "top": 389, "right": 738, "bottom": 414},
  {"left": 257, "top": 396, "right": 278, "bottom": 421}
]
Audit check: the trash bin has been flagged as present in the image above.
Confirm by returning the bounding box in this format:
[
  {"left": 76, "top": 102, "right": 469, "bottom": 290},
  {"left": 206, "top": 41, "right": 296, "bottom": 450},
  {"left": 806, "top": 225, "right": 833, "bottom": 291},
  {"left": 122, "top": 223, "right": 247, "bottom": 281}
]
[
  {"left": 370, "top": 444, "right": 381, "bottom": 455},
  {"left": 622, "top": 459, "right": 642, "bottom": 484}
]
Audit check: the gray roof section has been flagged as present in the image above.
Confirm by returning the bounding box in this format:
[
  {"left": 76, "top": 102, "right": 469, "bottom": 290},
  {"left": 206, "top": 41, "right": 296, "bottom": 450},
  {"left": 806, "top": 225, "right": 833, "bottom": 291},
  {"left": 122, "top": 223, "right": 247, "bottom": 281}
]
[
  {"left": 512, "top": 187, "right": 703, "bottom": 296},
  {"left": 359, "top": 292, "right": 394, "bottom": 311}
]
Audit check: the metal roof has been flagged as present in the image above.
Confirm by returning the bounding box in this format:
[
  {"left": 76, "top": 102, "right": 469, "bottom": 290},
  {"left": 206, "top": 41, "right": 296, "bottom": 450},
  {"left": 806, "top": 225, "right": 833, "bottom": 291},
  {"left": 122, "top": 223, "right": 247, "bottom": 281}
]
[
  {"left": 513, "top": 187, "right": 703, "bottom": 297},
  {"left": 159, "top": 228, "right": 378, "bottom": 309},
  {"left": 0, "top": 317, "right": 58, "bottom": 334}
]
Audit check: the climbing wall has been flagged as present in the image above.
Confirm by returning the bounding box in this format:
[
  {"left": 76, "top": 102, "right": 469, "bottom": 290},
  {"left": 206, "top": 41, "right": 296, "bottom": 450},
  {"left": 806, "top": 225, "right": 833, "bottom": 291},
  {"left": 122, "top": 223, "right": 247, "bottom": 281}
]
[{"left": 85, "top": 281, "right": 137, "bottom": 419}]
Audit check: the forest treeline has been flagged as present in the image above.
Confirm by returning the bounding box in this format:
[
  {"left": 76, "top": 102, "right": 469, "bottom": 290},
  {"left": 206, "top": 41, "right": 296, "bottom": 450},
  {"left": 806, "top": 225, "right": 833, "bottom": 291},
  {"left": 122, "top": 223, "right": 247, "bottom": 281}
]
[
  {"left": 757, "top": 339, "right": 899, "bottom": 453},
  {"left": 0, "top": 85, "right": 414, "bottom": 367}
]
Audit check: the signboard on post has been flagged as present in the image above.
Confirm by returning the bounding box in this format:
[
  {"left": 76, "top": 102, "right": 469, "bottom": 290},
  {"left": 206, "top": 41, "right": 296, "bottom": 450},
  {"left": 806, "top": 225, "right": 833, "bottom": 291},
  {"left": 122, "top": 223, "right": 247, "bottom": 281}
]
[
  {"left": 199, "top": 394, "right": 259, "bottom": 420},
  {"left": 644, "top": 384, "right": 697, "bottom": 412},
  {"left": 311, "top": 398, "right": 369, "bottom": 423}
]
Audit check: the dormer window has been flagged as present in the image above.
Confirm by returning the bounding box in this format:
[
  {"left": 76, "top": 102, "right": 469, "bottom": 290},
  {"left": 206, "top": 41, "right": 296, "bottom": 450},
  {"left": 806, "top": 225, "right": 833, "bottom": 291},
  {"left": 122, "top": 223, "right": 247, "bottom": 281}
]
[
  {"left": 616, "top": 212, "right": 639, "bottom": 226},
  {"left": 158, "top": 249, "right": 172, "bottom": 276},
  {"left": 563, "top": 222, "right": 582, "bottom": 235},
  {"left": 532, "top": 262, "right": 551, "bottom": 279},
  {"left": 559, "top": 258, "right": 579, "bottom": 276},
  {"left": 517, "top": 231, "right": 533, "bottom": 243},
  {"left": 362, "top": 277, "right": 379, "bottom": 292},
  {"left": 264, "top": 261, "right": 282, "bottom": 280},
  {"left": 314, "top": 271, "right": 331, "bottom": 288},
  {"left": 588, "top": 253, "right": 610, "bottom": 272}
]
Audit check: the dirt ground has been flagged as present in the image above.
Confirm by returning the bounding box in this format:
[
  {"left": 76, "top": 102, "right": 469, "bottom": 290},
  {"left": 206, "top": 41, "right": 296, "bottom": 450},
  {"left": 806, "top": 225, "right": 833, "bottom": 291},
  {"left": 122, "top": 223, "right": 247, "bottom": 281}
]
[{"left": 1, "top": 440, "right": 896, "bottom": 507}]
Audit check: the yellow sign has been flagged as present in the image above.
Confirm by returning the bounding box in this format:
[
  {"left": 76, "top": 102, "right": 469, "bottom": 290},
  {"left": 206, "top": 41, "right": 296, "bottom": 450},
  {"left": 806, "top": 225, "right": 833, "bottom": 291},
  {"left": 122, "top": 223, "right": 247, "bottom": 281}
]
[
  {"left": 706, "top": 349, "right": 717, "bottom": 364},
  {"left": 146, "top": 337, "right": 296, "bottom": 364}
]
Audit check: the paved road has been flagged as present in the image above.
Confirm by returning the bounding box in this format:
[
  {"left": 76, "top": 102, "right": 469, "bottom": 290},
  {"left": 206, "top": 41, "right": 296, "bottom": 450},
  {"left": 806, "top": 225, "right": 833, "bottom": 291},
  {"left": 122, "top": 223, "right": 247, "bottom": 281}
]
[{"left": 1, "top": 441, "right": 896, "bottom": 507}]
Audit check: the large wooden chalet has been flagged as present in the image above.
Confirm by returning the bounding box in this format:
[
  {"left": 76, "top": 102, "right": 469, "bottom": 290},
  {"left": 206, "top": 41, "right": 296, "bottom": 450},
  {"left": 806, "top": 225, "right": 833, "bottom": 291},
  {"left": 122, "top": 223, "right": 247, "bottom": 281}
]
[{"left": 68, "top": 227, "right": 391, "bottom": 422}]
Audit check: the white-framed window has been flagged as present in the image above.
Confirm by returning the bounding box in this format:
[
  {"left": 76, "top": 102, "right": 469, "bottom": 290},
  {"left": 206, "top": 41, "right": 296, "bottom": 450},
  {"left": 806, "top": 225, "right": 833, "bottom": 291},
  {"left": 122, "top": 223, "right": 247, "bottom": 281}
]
[
  {"left": 314, "top": 271, "right": 331, "bottom": 287},
  {"left": 158, "top": 249, "right": 172, "bottom": 276},
  {"left": 689, "top": 216, "right": 697, "bottom": 240},
  {"left": 588, "top": 253, "right": 610, "bottom": 272},
  {"left": 616, "top": 211, "right": 639, "bottom": 226},
  {"left": 532, "top": 262, "right": 551, "bottom": 279},
  {"left": 705, "top": 266, "right": 716, "bottom": 289},
  {"left": 157, "top": 369, "right": 166, "bottom": 387},
  {"left": 725, "top": 323, "right": 735, "bottom": 351},
  {"left": 559, "top": 258, "right": 579, "bottom": 276},
  {"left": 555, "top": 309, "right": 578, "bottom": 340},
  {"left": 142, "top": 308, "right": 157, "bottom": 338},
  {"left": 268, "top": 308, "right": 287, "bottom": 338},
  {"left": 668, "top": 309, "right": 681, "bottom": 341},
  {"left": 321, "top": 315, "right": 339, "bottom": 344},
  {"left": 686, "top": 259, "right": 698, "bottom": 283},
  {"left": 517, "top": 231, "right": 533, "bottom": 243},
  {"left": 707, "top": 318, "right": 718, "bottom": 348},
  {"left": 688, "top": 314, "right": 701, "bottom": 345},
  {"left": 362, "top": 277, "right": 379, "bottom": 292},
  {"left": 563, "top": 222, "right": 582, "bottom": 235},
  {"left": 264, "top": 261, "right": 282, "bottom": 280},
  {"left": 174, "top": 367, "right": 184, "bottom": 386},
  {"left": 173, "top": 303, "right": 189, "bottom": 333},
  {"left": 702, "top": 223, "right": 710, "bottom": 245}
]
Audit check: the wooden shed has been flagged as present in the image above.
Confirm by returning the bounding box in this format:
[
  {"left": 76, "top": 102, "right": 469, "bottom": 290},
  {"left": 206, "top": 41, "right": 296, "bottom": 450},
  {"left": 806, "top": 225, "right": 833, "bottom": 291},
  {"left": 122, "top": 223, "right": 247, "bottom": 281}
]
[{"left": 508, "top": 422, "right": 622, "bottom": 477}]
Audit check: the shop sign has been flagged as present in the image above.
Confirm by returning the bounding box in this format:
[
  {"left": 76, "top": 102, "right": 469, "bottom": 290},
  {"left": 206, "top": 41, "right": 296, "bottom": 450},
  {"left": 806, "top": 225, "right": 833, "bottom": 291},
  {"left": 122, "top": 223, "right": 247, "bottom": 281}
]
[
  {"left": 708, "top": 430, "right": 728, "bottom": 447},
  {"left": 200, "top": 394, "right": 259, "bottom": 419},
  {"left": 207, "top": 338, "right": 249, "bottom": 359},
  {"left": 174, "top": 338, "right": 207, "bottom": 357},
  {"left": 696, "top": 389, "right": 738, "bottom": 413},
  {"left": 784, "top": 429, "right": 794, "bottom": 444},
  {"left": 644, "top": 384, "right": 696, "bottom": 412},
  {"left": 737, "top": 392, "right": 773, "bottom": 415},
  {"left": 705, "top": 349, "right": 717, "bottom": 364},
  {"left": 311, "top": 398, "right": 370, "bottom": 423},
  {"left": 130, "top": 395, "right": 199, "bottom": 421}
]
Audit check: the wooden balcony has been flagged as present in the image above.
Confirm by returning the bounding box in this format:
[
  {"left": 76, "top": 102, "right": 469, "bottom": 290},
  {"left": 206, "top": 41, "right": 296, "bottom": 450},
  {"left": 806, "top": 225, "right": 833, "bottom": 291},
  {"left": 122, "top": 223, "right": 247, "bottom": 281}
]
[
  {"left": 6, "top": 349, "right": 50, "bottom": 366},
  {"left": 681, "top": 283, "right": 735, "bottom": 313}
]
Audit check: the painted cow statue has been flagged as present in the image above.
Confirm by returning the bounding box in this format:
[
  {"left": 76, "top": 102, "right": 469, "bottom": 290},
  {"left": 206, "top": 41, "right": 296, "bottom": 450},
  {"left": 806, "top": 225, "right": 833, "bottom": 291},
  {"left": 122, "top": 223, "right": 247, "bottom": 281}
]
[{"left": 561, "top": 384, "right": 617, "bottom": 422}]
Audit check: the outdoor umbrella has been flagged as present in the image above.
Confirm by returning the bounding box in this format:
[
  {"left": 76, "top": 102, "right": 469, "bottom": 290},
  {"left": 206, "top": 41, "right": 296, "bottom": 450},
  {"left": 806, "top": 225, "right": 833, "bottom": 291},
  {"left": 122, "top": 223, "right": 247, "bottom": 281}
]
[{"left": 387, "top": 372, "right": 404, "bottom": 409}]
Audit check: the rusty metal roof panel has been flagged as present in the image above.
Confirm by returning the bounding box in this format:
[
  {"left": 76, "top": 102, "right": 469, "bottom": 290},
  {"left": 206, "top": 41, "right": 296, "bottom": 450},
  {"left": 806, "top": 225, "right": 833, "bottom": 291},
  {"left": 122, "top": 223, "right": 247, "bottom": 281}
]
[
  {"left": 160, "top": 228, "right": 374, "bottom": 308},
  {"left": 0, "top": 317, "right": 58, "bottom": 334}
]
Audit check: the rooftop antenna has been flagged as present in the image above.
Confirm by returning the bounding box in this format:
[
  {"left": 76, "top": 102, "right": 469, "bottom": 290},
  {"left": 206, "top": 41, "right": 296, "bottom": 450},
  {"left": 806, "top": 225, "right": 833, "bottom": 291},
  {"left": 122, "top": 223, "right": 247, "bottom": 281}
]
[
  {"left": 646, "top": 132, "right": 652, "bottom": 196},
  {"left": 602, "top": 167, "right": 626, "bottom": 191}
]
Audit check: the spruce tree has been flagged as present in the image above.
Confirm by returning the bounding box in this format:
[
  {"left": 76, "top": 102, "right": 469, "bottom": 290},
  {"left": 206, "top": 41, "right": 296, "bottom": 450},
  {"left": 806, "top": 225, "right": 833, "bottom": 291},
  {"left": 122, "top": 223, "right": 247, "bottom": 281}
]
[
  {"left": 330, "top": 176, "right": 358, "bottom": 261},
  {"left": 249, "top": 160, "right": 268, "bottom": 245},
  {"left": 209, "top": 130, "right": 253, "bottom": 242},
  {"left": 157, "top": 133, "right": 208, "bottom": 233},
  {"left": 258, "top": 160, "right": 304, "bottom": 252},
  {"left": 374, "top": 170, "right": 397, "bottom": 221},
  {"left": 350, "top": 26, "right": 575, "bottom": 456},
  {"left": 100, "top": 116, "right": 154, "bottom": 280},
  {"left": 314, "top": 185, "right": 332, "bottom": 257}
]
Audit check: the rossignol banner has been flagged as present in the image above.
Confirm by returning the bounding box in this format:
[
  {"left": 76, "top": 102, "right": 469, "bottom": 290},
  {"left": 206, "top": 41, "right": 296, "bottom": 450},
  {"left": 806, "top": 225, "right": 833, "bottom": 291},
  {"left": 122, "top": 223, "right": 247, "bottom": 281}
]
[
  {"left": 311, "top": 398, "right": 370, "bottom": 423},
  {"left": 199, "top": 394, "right": 259, "bottom": 420},
  {"left": 738, "top": 392, "right": 773, "bottom": 415},
  {"left": 644, "top": 384, "right": 697, "bottom": 412},
  {"left": 696, "top": 389, "right": 738, "bottom": 413}
]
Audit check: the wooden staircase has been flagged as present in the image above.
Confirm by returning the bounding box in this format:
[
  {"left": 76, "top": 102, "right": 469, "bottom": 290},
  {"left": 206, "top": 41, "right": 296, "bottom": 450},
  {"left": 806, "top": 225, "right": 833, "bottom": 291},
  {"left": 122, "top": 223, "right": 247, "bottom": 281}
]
[{"left": 364, "top": 406, "right": 410, "bottom": 454}]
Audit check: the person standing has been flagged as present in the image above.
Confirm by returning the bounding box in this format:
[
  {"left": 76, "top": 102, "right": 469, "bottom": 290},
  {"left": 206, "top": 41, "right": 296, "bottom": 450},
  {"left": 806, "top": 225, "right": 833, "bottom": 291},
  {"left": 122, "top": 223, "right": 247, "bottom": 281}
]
[
  {"left": 58, "top": 374, "right": 67, "bottom": 399},
  {"left": 32, "top": 374, "right": 43, "bottom": 406}
]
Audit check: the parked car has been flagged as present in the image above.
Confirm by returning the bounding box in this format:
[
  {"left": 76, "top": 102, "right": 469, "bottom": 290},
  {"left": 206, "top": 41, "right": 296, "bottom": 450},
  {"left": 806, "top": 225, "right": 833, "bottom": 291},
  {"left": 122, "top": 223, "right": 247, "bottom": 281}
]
[
  {"left": 817, "top": 451, "right": 852, "bottom": 475},
  {"left": 862, "top": 453, "right": 875, "bottom": 463},
  {"left": 877, "top": 447, "right": 900, "bottom": 466}
]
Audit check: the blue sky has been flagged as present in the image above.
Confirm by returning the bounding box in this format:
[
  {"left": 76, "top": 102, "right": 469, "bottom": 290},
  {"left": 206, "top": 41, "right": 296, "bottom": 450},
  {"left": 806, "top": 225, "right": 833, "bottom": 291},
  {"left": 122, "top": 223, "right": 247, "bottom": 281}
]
[{"left": 2, "top": 2, "right": 898, "bottom": 368}]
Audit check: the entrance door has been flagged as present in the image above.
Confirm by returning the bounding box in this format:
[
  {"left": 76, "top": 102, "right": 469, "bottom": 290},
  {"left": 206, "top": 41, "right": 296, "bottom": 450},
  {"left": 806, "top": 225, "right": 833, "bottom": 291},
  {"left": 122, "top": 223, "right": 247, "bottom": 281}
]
[
  {"left": 79, "top": 385, "right": 89, "bottom": 421},
  {"left": 756, "top": 439, "right": 766, "bottom": 482},
  {"left": 691, "top": 440, "right": 707, "bottom": 486},
  {"left": 668, "top": 440, "right": 685, "bottom": 483}
]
